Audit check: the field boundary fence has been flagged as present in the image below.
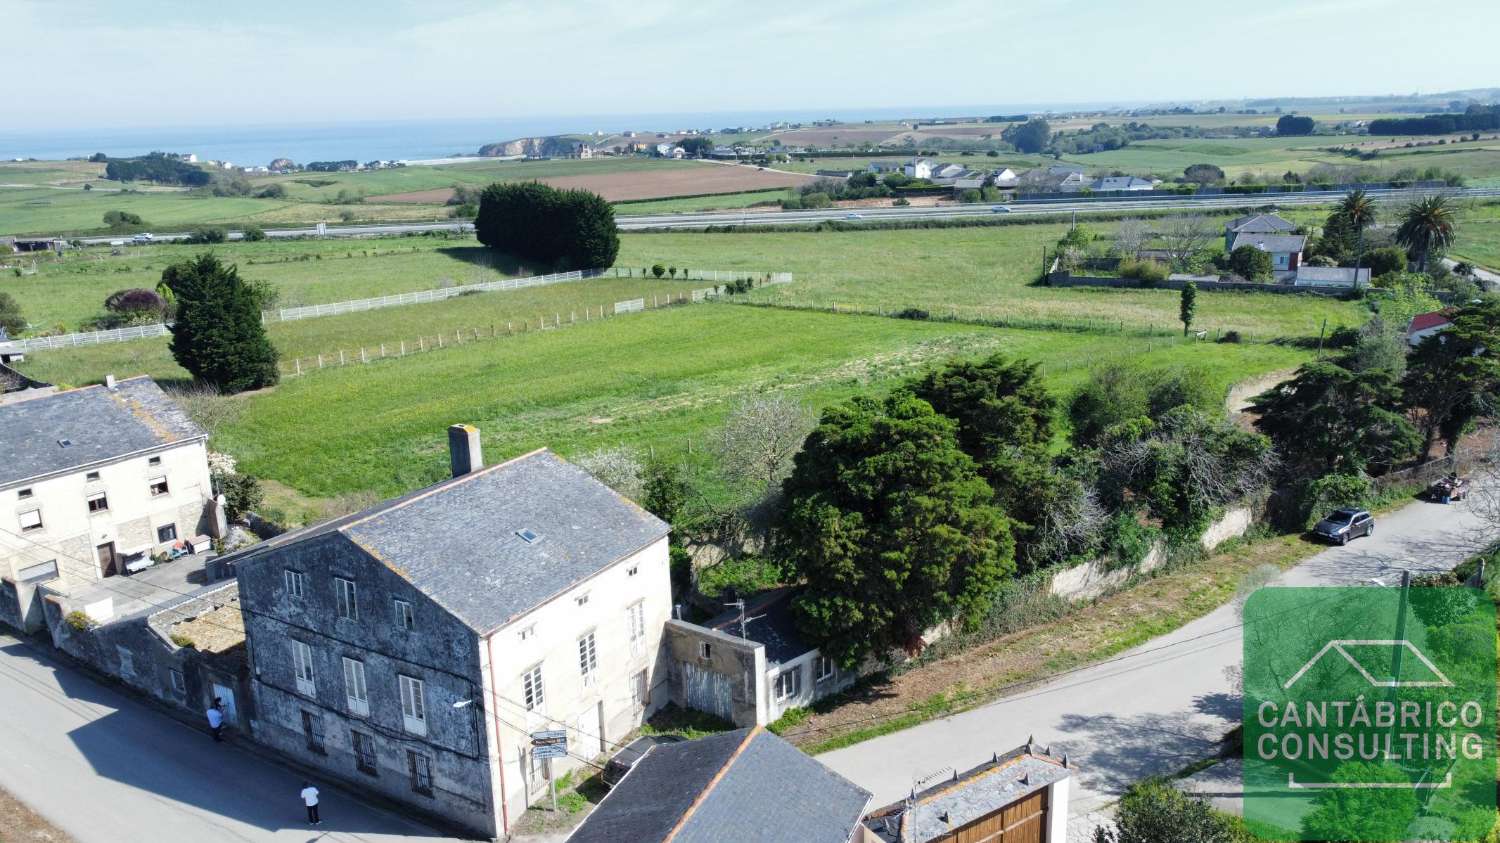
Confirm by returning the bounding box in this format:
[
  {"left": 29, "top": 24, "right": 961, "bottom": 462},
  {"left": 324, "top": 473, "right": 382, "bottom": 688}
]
[
  {"left": 278, "top": 274, "right": 792, "bottom": 379},
  {"left": 8, "top": 268, "right": 791, "bottom": 353}
]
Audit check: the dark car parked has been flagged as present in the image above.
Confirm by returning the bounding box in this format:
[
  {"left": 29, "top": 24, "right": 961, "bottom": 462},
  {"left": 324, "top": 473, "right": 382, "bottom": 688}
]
[
  {"left": 1313, "top": 508, "right": 1374, "bottom": 544},
  {"left": 602, "top": 734, "right": 686, "bottom": 787}
]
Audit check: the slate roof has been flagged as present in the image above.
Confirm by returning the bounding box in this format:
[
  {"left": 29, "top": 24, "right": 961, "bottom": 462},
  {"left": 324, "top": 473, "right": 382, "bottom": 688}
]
[
  {"left": 706, "top": 587, "right": 814, "bottom": 665},
  {"left": 231, "top": 449, "right": 670, "bottom": 634},
  {"left": 568, "top": 727, "right": 871, "bottom": 843},
  {"left": 863, "top": 744, "right": 1071, "bottom": 843},
  {"left": 1226, "top": 213, "right": 1296, "bottom": 234},
  {"left": 0, "top": 376, "right": 203, "bottom": 488},
  {"left": 1230, "top": 232, "right": 1307, "bottom": 254},
  {"left": 1092, "top": 176, "right": 1154, "bottom": 191}
]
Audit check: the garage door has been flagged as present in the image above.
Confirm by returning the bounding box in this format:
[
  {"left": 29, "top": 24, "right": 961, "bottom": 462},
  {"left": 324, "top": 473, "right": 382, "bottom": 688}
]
[{"left": 680, "top": 661, "right": 734, "bottom": 723}]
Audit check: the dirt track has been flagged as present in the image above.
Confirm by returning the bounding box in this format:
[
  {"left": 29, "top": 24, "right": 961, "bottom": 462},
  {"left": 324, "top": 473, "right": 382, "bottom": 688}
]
[{"left": 371, "top": 162, "right": 817, "bottom": 204}]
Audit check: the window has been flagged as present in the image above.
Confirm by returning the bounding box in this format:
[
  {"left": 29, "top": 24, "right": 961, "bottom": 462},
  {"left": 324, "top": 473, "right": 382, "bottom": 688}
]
[
  {"left": 169, "top": 668, "right": 186, "bottom": 695},
  {"left": 627, "top": 601, "right": 646, "bottom": 654},
  {"left": 522, "top": 664, "right": 544, "bottom": 710},
  {"left": 18, "top": 509, "right": 43, "bottom": 532},
  {"left": 342, "top": 657, "right": 369, "bottom": 717},
  {"left": 351, "top": 730, "right": 378, "bottom": 776},
  {"left": 86, "top": 492, "right": 109, "bottom": 514},
  {"left": 17, "top": 487, "right": 32, "bottom": 499},
  {"left": 774, "top": 666, "right": 802, "bottom": 702},
  {"left": 399, "top": 675, "right": 427, "bottom": 736},
  {"left": 815, "top": 655, "right": 835, "bottom": 683},
  {"left": 292, "top": 640, "right": 316, "bottom": 696},
  {"left": 301, "top": 710, "right": 325, "bottom": 754},
  {"left": 117, "top": 646, "right": 134, "bottom": 679},
  {"left": 156, "top": 523, "right": 177, "bottom": 543},
  {"left": 577, "top": 632, "right": 598, "bottom": 683},
  {"left": 515, "top": 528, "right": 541, "bottom": 544},
  {"left": 394, "top": 599, "right": 414, "bottom": 631},
  {"left": 698, "top": 641, "right": 712, "bottom": 660},
  {"left": 17, "top": 560, "right": 58, "bottom": 584},
  {"left": 85, "top": 471, "right": 100, "bottom": 482},
  {"left": 517, "top": 624, "right": 536, "bottom": 642},
  {"left": 631, "top": 669, "right": 649, "bottom": 710},
  {"left": 334, "top": 577, "right": 357, "bottom": 620},
  {"left": 407, "top": 750, "right": 433, "bottom": 796},
  {"left": 627, "top": 565, "right": 639, "bottom": 577},
  {"left": 148, "top": 456, "right": 162, "bottom": 467},
  {"left": 574, "top": 593, "right": 590, "bottom": 607},
  {"left": 149, "top": 476, "right": 169, "bottom": 496},
  {"left": 284, "top": 570, "right": 306, "bottom": 599}
]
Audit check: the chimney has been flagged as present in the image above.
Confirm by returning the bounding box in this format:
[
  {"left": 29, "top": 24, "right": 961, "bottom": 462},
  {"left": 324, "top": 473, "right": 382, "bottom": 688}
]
[
  {"left": 104, "top": 374, "right": 116, "bottom": 390},
  {"left": 448, "top": 424, "right": 483, "bottom": 477}
]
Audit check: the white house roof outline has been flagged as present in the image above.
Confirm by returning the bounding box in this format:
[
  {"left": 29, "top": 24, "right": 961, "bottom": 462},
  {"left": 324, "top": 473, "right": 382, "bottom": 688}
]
[{"left": 1282, "top": 639, "right": 1453, "bottom": 690}]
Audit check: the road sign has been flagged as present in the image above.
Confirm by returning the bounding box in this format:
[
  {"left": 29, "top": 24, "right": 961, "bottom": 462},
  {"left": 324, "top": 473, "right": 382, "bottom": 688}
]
[{"left": 530, "top": 729, "right": 567, "bottom": 760}]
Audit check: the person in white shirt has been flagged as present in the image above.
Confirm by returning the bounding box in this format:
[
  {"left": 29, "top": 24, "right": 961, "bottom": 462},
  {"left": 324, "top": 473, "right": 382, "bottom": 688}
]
[
  {"left": 205, "top": 699, "right": 224, "bottom": 742},
  {"left": 300, "top": 782, "right": 321, "bottom": 825}
]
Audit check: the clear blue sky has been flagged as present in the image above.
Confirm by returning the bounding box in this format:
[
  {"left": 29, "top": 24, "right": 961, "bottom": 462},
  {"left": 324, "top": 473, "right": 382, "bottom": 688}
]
[{"left": 6, "top": 0, "right": 1496, "bottom": 129}]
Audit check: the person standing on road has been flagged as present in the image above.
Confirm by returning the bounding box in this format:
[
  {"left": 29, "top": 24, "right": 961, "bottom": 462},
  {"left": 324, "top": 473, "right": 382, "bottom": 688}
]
[
  {"left": 205, "top": 698, "right": 224, "bottom": 742},
  {"left": 300, "top": 782, "right": 321, "bottom": 825}
]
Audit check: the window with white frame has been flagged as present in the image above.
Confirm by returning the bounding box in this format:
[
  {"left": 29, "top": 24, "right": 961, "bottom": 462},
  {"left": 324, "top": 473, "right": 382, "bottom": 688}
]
[
  {"left": 334, "top": 577, "right": 357, "bottom": 620},
  {"left": 292, "top": 640, "right": 316, "bottom": 695},
  {"left": 169, "top": 668, "right": 186, "bottom": 695},
  {"left": 17, "top": 559, "right": 58, "bottom": 584},
  {"left": 522, "top": 664, "right": 544, "bottom": 710},
  {"left": 148, "top": 476, "right": 169, "bottom": 497},
  {"left": 399, "top": 675, "right": 427, "bottom": 736},
  {"left": 774, "top": 666, "right": 802, "bottom": 701},
  {"left": 284, "top": 569, "right": 305, "bottom": 599},
  {"left": 577, "top": 632, "right": 598, "bottom": 684},
  {"left": 148, "top": 456, "right": 162, "bottom": 467},
  {"left": 86, "top": 492, "right": 109, "bottom": 514},
  {"left": 631, "top": 669, "right": 648, "bottom": 710},
  {"left": 18, "top": 508, "right": 42, "bottom": 532},
  {"left": 815, "top": 655, "right": 835, "bottom": 683},
  {"left": 342, "top": 657, "right": 369, "bottom": 716},
  {"left": 394, "top": 599, "right": 414, "bottom": 631},
  {"left": 85, "top": 471, "right": 100, "bottom": 482},
  {"left": 698, "top": 641, "right": 712, "bottom": 660},
  {"left": 627, "top": 601, "right": 646, "bottom": 654}
]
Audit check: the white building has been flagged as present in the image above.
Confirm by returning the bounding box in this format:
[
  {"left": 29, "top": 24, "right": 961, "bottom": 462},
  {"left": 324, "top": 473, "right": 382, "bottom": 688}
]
[
  {"left": 0, "top": 376, "right": 217, "bottom": 631},
  {"left": 904, "top": 158, "right": 937, "bottom": 180}
]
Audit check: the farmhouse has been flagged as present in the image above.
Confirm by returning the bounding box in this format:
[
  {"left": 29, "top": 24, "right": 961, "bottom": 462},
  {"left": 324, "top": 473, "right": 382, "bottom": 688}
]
[
  {"left": 1407, "top": 308, "right": 1456, "bottom": 346},
  {"left": 1229, "top": 232, "right": 1306, "bottom": 273},
  {"left": 1091, "top": 175, "right": 1156, "bottom": 191},
  {"left": 1224, "top": 213, "right": 1297, "bottom": 252},
  {"left": 232, "top": 428, "right": 672, "bottom": 838},
  {"left": 0, "top": 376, "right": 218, "bottom": 632},
  {"left": 567, "top": 726, "right": 871, "bottom": 843},
  {"left": 904, "top": 158, "right": 938, "bottom": 180},
  {"left": 992, "top": 167, "right": 1020, "bottom": 188},
  {"left": 861, "top": 743, "right": 1072, "bottom": 843}
]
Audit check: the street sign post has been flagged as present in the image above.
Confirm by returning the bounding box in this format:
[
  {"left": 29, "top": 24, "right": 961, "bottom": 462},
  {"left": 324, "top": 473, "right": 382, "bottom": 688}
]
[{"left": 531, "top": 729, "right": 568, "bottom": 811}]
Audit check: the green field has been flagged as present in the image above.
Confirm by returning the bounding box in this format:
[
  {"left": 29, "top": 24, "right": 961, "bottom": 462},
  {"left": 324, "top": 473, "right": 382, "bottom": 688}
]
[{"left": 612, "top": 189, "right": 793, "bottom": 215}]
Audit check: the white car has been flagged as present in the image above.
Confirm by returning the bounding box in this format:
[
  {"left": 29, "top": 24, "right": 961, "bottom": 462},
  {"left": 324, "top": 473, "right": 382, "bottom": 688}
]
[
  {"left": 845, "top": 212, "right": 864, "bottom": 220},
  {"left": 131, "top": 233, "right": 154, "bottom": 244},
  {"left": 990, "top": 205, "right": 1011, "bottom": 214}
]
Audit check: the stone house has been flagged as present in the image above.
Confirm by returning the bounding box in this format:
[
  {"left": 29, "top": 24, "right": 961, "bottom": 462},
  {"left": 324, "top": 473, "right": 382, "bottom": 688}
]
[
  {"left": 0, "top": 376, "right": 217, "bottom": 632},
  {"left": 233, "top": 427, "right": 672, "bottom": 838}
]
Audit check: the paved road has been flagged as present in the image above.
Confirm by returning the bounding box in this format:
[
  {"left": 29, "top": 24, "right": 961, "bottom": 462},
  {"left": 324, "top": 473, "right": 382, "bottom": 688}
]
[
  {"left": 0, "top": 633, "right": 456, "bottom": 843},
  {"left": 66, "top": 187, "right": 1500, "bottom": 244},
  {"left": 817, "top": 494, "right": 1497, "bottom": 821}
]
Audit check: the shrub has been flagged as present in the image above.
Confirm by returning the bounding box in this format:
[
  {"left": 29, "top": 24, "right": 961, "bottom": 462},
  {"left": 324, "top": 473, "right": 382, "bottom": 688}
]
[
  {"left": 1365, "top": 246, "right": 1407, "bottom": 278},
  {"left": 254, "top": 183, "right": 287, "bottom": 199},
  {"left": 1217, "top": 330, "right": 1242, "bottom": 344},
  {"left": 1094, "top": 779, "right": 1241, "bottom": 843},
  {"left": 959, "top": 189, "right": 982, "bottom": 203},
  {"left": 801, "top": 192, "right": 832, "bottom": 209},
  {"left": 1098, "top": 511, "right": 1161, "bottom": 569},
  {"left": 338, "top": 210, "right": 356, "bottom": 222},
  {"left": 213, "top": 470, "right": 265, "bottom": 520},
  {"left": 697, "top": 556, "right": 784, "bottom": 599},
  {"left": 1299, "top": 471, "right": 1374, "bottom": 530},
  {"left": 652, "top": 263, "right": 666, "bottom": 278},
  {"left": 104, "top": 288, "right": 166, "bottom": 316},
  {"left": 184, "top": 225, "right": 227, "bottom": 244},
  {"left": 102, "top": 210, "right": 146, "bottom": 230},
  {"left": 65, "top": 611, "right": 96, "bottom": 631},
  {"left": 169, "top": 632, "right": 197, "bottom": 649},
  {"left": 893, "top": 307, "right": 930, "bottom": 320},
  {"left": 0, "top": 292, "right": 27, "bottom": 335},
  {"left": 1119, "top": 258, "right": 1168, "bottom": 284},
  {"left": 1228, "top": 244, "right": 1274, "bottom": 281},
  {"left": 241, "top": 226, "right": 267, "bottom": 242},
  {"left": 892, "top": 197, "right": 910, "bottom": 206},
  {"left": 780, "top": 196, "right": 804, "bottom": 210}
]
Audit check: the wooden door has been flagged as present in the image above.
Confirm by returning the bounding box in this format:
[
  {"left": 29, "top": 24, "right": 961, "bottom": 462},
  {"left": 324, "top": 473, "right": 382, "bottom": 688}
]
[{"left": 96, "top": 542, "right": 117, "bottom": 578}]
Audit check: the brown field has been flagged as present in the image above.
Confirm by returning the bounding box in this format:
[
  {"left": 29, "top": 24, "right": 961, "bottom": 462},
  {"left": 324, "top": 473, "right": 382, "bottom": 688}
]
[
  {"left": 370, "top": 162, "right": 817, "bottom": 204},
  {"left": 763, "top": 127, "right": 905, "bottom": 146}
]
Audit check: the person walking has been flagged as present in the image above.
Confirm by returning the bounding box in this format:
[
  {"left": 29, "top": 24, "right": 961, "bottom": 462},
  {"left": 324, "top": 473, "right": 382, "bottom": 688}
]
[
  {"left": 300, "top": 781, "right": 321, "bottom": 825},
  {"left": 205, "top": 698, "right": 224, "bottom": 742}
]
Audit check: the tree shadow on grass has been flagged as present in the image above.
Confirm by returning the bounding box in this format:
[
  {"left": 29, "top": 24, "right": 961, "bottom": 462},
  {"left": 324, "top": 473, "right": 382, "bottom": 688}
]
[{"left": 436, "top": 246, "right": 550, "bottom": 276}]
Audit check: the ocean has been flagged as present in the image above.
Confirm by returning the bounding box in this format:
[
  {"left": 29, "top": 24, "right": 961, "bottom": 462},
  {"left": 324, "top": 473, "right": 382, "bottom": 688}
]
[{"left": 0, "top": 103, "right": 1122, "bottom": 166}]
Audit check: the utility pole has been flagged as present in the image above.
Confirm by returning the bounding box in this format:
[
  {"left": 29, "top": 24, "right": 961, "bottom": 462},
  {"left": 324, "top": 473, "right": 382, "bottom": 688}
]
[{"left": 1316, "top": 318, "right": 1327, "bottom": 359}]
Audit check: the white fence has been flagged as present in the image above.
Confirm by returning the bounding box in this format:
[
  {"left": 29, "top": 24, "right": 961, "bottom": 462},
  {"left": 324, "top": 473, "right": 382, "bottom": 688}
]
[
  {"left": 11, "top": 322, "right": 169, "bottom": 352},
  {"left": 267, "top": 269, "right": 592, "bottom": 322},
  {"left": 614, "top": 298, "right": 645, "bottom": 314}
]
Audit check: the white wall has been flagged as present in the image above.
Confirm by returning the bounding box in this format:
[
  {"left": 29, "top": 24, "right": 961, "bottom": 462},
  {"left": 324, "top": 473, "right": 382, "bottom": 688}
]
[
  {"left": 482, "top": 536, "right": 672, "bottom": 829},
  {"left": 1047, "top": 777, "right": 1070, "bottom": 842}
]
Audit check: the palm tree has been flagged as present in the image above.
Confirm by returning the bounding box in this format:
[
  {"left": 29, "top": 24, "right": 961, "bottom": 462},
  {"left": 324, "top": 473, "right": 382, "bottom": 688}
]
[
  {"left": 1340, "top": 189, "right": 1378, "bottom": 232},
  {"left": 1396, "top": 194, "right": 1456, "bottom": 272}
]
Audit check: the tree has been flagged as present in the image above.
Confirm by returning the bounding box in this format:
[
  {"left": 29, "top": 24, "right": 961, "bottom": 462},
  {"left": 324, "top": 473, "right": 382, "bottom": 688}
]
[
  {"left": 575, "top": 446, "right": 645, "bottom": 500},
  {"left": 242, "top": 226, "right": 267, "bottom": 242},
  {"left": 1228, "top": 244, "right": 1273, "bottom": 281},
  {"left": 474, "top": 182, "right": 618, "bottom": 270},
  {"left": 1002, "top": 119, "right": 1051, "bottom": 154},
  {"left": 1177, "top": 279, "right": 1197, "bottom": 336},
  {"left": 0, "top": 292, "right": 26, "bottom": 336},
  {"left": 1250, "top": 361, "right": 1418, "bottom": 474},
  {"left": 1092, "top": 779, "right": 1239, "bottom": 843},
  {"left": 1402, "top": 299, "right": 1500, "bottom": 459},
  {"left": 1112, "top": 218, "right": 1148, "bottom": 257},
  {"left": 1300, "top": 762, "right": 1418, "bottom": 842},
  {"left": 677, "top": 137, "right": 714, "bottom": 157},
  {"left": 715, "top": 395, "right": 813, "bottom": 493},
  {"left": 1275, "top": 114, "right": 1315, "bottom": 136},
  {"left": 1348, "top": 315, "right": 1408, "bottom": 378},
  {"left": 1396, "top": 194, "right": 1456, "bottom": 272},
  {"left": 160, "top": 255, "right": 280, "bottom": 393},
  {"left": 88, "top": 152, "right": 108, "bottom": 163},
  {"left": 1182, "top": 163, "right": 1224, "bottom": 184},
  {"left": 185, "top": 225, "right": 227, "bottom": 244},
  {"left": 1157, "top": 214, "right": 1214, "bottom": 270},
  {"left": 780, "top": 393, "right": 1014, "bottom": 665},
  {"left": 1340, "top": 188, "right": 1378, "bottom": 233},
  {"left": 1069, "top": 363, "right": 1218, "bottom": 448},
  {"left": 104, "top": 288, "right": 166, "bottom": 317},
  {"left": 102, "top": 210, "right": 145, "bottom": 231},
  {"left": 1364, "top": 245, "right": 1406, "bottom": 278}
]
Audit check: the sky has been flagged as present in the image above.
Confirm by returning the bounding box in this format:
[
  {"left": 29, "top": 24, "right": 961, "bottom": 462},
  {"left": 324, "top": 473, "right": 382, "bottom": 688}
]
[{"left": 4, "top": 0, "right": 1498, "bottom": 130}]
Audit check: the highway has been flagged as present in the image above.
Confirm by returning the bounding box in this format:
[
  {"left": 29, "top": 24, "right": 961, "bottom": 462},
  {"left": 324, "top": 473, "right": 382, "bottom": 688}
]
[{"left": 66, "top": 186, "right": 1500, "bottom": 244}]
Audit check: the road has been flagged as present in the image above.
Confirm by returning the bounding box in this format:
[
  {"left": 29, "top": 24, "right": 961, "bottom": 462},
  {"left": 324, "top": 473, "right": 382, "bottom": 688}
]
[
  {"left": 817, "top": 493, "right": 1497, "bottom": 827},
  {"left": 68, "top": 186, "right": 1500, "bottom": 244},
  {"left": 0, "top": 633, "right": 456, "bottom": 843}
]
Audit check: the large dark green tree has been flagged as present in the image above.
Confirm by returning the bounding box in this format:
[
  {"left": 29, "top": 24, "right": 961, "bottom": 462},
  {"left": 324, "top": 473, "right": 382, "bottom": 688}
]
[
  {"left": 161, "top": 255, "right": 279, "bottom": 393},
  {"left": 474, "top": 182, "right": 618, "bottom": 270},
  {"left": 1396, "top": 194, "right": 1456, "bottom": 271},
  {"left": 1002, "top": 119, "right": 1051, "bottom": 154},
  {"left": 780, "top": 393, "right": 1014, "bottom": 665},
  {"left": 0, "top": 292, "right": 26, "bottom": 336},
  {"left": 1402, "top": 300, "right": 1500, "bottom": 459},
  {"left": 1250, "top": 361, "right": 1417, "bottom": 474},
  {"left": 1069, "top": 363, "right": 1218, "bottom": 448}
]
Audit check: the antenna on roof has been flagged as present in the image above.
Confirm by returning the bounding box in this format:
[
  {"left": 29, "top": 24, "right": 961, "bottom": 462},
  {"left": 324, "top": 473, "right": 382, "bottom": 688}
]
[{"left": 723, "top": 599, "right": 764, "bottom": 640}]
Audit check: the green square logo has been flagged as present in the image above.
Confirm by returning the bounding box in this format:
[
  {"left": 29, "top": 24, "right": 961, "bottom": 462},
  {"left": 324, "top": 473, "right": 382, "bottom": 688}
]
[{"left": 1243, "top": 587, "right": 1495, "bottom": 841}]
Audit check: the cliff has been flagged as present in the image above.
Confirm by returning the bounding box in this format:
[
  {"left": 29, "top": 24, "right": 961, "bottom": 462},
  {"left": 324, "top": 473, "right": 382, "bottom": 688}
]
[{"left": 477, "top": 136, "right": 588, "bottom": 157}]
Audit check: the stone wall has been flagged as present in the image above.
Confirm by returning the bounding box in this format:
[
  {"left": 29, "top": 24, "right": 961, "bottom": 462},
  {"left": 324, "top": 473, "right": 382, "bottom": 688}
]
[
  {"left": 663, "top": 619, "right": 765, "bottom": 727},
  {"left": 1050, "top": 506, "right": 1255, "bottom": 602}
]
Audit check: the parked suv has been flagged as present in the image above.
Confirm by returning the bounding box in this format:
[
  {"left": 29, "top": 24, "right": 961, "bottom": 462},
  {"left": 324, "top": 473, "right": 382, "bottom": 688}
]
[
  {"left": 602, "top": 734, "right": 685, "bottom": 787},
  {"left": 1313, "top": 508, "right": 1374, "bottom": 545}
]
